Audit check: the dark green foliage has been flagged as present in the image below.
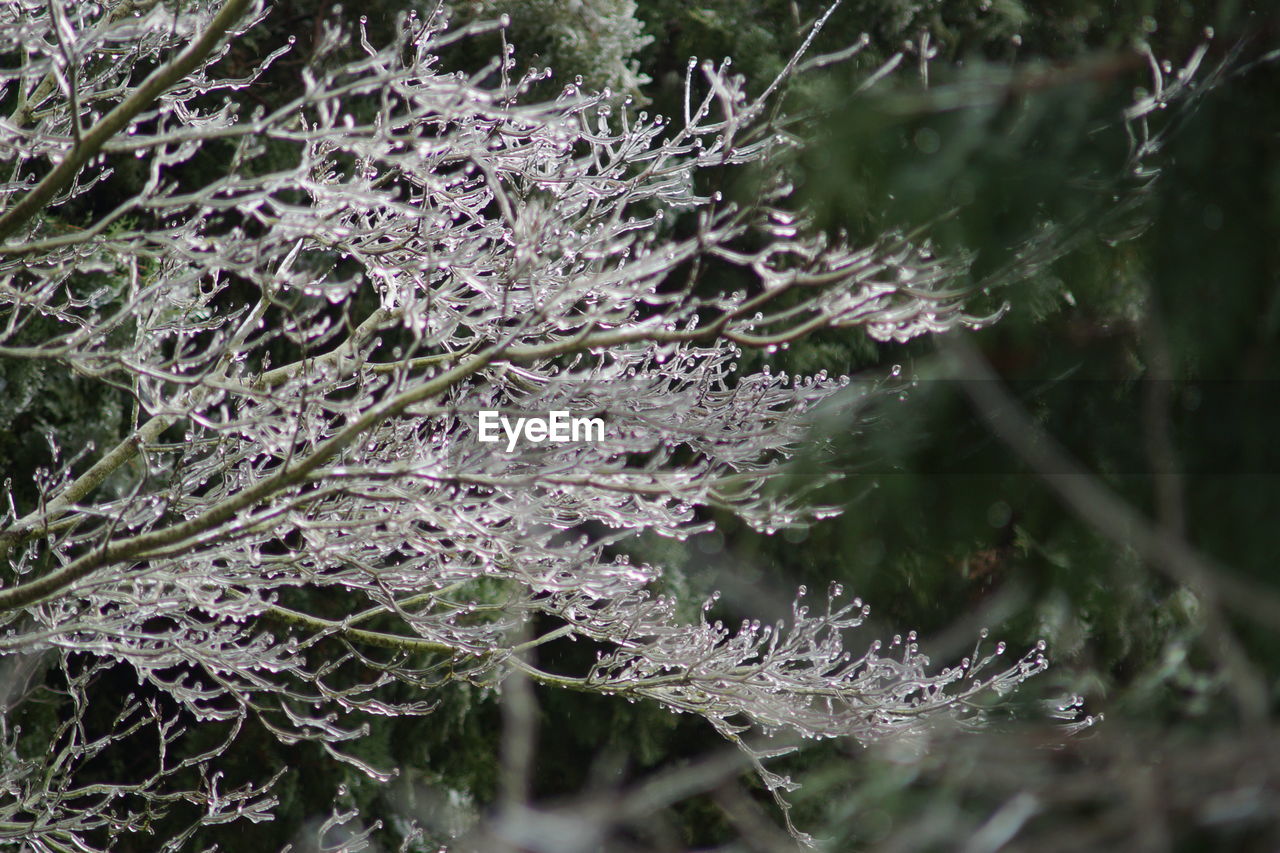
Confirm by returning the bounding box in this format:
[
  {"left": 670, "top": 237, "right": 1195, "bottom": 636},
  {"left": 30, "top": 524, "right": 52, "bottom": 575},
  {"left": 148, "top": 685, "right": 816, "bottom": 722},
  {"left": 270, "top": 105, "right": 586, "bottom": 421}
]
[
  {"left": 620, "top": 0, "right": 1280, "bottom": 847},
  {"left": 0, "top": 329, "right": 127, "bottom": 529}
]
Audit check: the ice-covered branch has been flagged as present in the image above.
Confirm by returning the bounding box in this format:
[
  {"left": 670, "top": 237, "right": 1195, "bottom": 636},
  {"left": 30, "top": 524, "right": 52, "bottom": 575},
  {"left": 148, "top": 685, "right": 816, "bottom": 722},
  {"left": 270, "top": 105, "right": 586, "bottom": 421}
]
[{"left": 0, "top": 2, "right": 1074, "bottom": 846}]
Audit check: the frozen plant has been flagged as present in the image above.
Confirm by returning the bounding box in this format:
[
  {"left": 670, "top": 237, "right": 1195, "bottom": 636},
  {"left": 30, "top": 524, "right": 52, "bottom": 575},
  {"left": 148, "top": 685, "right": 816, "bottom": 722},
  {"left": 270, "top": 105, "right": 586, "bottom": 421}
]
[
  {"left": 0, "top": 0, "right": 1091, "bottom": 847},
  {"left": 457, "top": 0, "right": 654, "bottom": 97}
]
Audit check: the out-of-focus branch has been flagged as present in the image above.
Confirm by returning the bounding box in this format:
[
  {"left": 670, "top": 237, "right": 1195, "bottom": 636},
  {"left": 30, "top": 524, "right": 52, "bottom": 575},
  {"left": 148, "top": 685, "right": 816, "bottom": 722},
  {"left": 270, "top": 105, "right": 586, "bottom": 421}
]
[
  {"left": 1139, "top": 292, "right": 1187, "bottom": 536},
  {"left": 939, "top": 331, "right": 1275, "bottom": 725},
  {"left": 459, "top": 746, "right": 757, "bottom": 852}
]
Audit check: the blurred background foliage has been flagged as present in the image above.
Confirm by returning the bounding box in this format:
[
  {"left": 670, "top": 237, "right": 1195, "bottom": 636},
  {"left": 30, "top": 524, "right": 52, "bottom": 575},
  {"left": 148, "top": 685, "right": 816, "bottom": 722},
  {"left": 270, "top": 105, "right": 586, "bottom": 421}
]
[{"left": 4, "top": 0, "right": 1278, "bottom": 849}]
